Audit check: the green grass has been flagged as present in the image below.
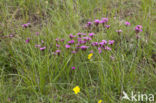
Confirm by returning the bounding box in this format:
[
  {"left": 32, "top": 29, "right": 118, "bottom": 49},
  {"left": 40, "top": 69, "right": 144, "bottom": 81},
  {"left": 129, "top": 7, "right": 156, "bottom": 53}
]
[{"left": 0, "top": 0, "right": 156, "bottom": 103}]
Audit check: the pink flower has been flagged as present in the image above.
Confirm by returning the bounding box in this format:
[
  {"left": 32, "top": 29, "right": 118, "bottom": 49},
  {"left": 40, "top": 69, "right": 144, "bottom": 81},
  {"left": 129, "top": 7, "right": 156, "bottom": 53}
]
[
  {"left": 105, "top": 25, "right": 110, "bottom": 29},
  {"left": 86, "top": 22, "right": 92, "bottom": 28},
  {"left": 83, "top": 37, "right": 92, "bottom": 41},
  {"left": 35, "top": 44, "right": 41, "bottom": 48},
  {"left": 116, "top": 29, "right": 122, "bottom": 35},
  {"left": 108, "top": 40, "right": 115, "bottom": 45},
  {"left": 56, "top": 44, "right": 60, "bottom": 48},
  {"left": 91, "top": 42, "right": 99, "bottom": 47},
  {"left": 25, "top": 38, "right": 30, "bottom": 43},
  {"left": 89, "top": 33, "right": 95, "bottom": 37},
  {"left": 72, "top": 67, "right": 76, "bottom": 70},
  {"left": 41, "top": 40, "right": 44, "bottom": 44},
  {"left": 65, "top": 44, "right": 71, "bottom": 48},
  {"left": 40, "top": 46, "right": 46, "bottom": 51},
  {"left": 100, "top": 18, "right": 108, "bottom": 24},
  {"left": 116, "top": 29, "right": 122, "bottom": 33},
  {"left": 69, "top": 34, "right": 76, "bottom": 39},
  {"left": 68, "top": 40, "right": 75, "bottom": 44},
  {"left": 77, "top": 32, "right": 82, "bottom": 37},
  {"left": 105, "top": 46, "right": 111, "bottom": 51},
  {"left": 98, "top": 47, "right": 102, "bottom": 53},
  {"left": 56, "top": 50, "right": 61, "bottom": 55},
  {"left": 94, "top": 19, "right": 100, "bottom": 26},
  {"left": 102, "top": 40, "right": 107, "bottom": 44},
  {"left": 102, "top": 18, "right": 108, "bottom": 23},
  {"left": 22, "top": 23, "right": 31, "bottom": 28},
  {"left": 99, "top": 40, "right": 107, "bottom": 47},
  {"left": 72, "top": 51, "right": 77, "bottom": 54},
  {"left": 56, "top": 38, "right": 59, "bottom": 42},
  {"left": 60, "top": 39, "right": 64, "bottom": 42},
  {"left": 80, "top": 45, "right": 89, "bottom": 51},
  {"left": 135, "top": 25, "right": 143, "bottom": 33},
  {"left": 125, "top": 21, "right": 130, "bottom": 26}
]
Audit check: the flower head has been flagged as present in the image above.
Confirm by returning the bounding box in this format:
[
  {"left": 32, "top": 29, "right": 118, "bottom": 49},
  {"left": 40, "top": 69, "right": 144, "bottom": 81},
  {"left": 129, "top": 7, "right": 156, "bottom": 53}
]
[
  {"left": 56, "top": 38, "right": 59, "bottom": 42},
  {"left": 72, "top": 50, "right": 77, "bottom": 54},
  {"left": 98, "top": 100, "right": 102, "bottom": 103},
  {"left": 73, "top": 86, "right": 80, "bottom": 94},
  {"left": 87, "top": 22, "right": 92, "bottom": 28},
  {"left": 77, "top": 32, "right": 82, "bottom": 37},
  {"left": 135, "top": 25, "right": 143, "bottom": 33},
  {"left": 56, "top": 44, "right": 60, "bottom": 48},
  {"left": 88, "top": 53, "right": 93, "bottom": 59},
  {"left": 105, "top": 25, "right": 110, "bottom": 29},
  {"left": 80, "top": 45, "right": 89, "bottom": 51},
  {"left": 91, "top": 42, "right": 99, "bottom": 47},
  {"left": 99, "top": 40, "right": 107, "bottom": 47},
  {"left": 98, "top": 47, "right": 102, "bottom": 53},
  {"left": 72, "top": 67, "right": 76, "bottom": 70},
  {"left": 125, "top": 21, "right": 130, "bottom": 26},
  {"left": 116, "top": 29, "right": 122, "bottom": 33},
  {"left": 105, "top": 46, "right": 111, "bottom": 51},
  {"left": 25, "top": 38, "right": 30, "bottom": 43},
  {"left": 55, "top": 50, "right": 61, "bottom": 55},
  {"left": 108, "top": 40, "right": 115, "bottom": 45},
  {"left": 61, "top": 39, "right": 64, "bottom": 42},
  {"left": 68, "top": 40, "right": 75, "bottom": 44},
  {"left": 94, "top": 19, "right": 100, "bottom": 26},
  {"left": 89, "top": 33, "right": 95, "bottom": 38},
  {"left": 69, "top": 34, "right": 76, "bottom": 39},
  {"left": 40, "top": 46, "right": 46, "bottom": 51},
  {"left": 102, "top": 18, "right": 108, "bottom": 23},
  {"left": 100, "top": 18, "right": 108, "bottom": 24},
  {"left": 41, "top": 40, "right": 44, "bottom": 44},
  {"left": 22, "top": 23, "right": 31, "bottom": 28},
  {"left": 102, "top": 40, "right": 107, "bottom": 44},
  {"left": 116, "top": 29, "right": 122, "bottom": 35},
  {"left": 83, "top": 37, "right": 92, "bottom": 41},
  {"left": 65, "top": 44, "right": 71, "bottom": 48}
]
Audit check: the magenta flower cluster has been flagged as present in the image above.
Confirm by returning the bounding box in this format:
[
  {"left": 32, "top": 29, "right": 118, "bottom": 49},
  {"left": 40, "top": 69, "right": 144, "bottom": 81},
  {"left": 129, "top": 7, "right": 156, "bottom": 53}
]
[
  {"left": 52, "top": 31, "right": 115, "bottom": 55},
  {"left": 85, "top": 18, "right": 109, "bottom": 29},
  {"left": 23, "top": 18, "right": 143, "bottom": 56}
]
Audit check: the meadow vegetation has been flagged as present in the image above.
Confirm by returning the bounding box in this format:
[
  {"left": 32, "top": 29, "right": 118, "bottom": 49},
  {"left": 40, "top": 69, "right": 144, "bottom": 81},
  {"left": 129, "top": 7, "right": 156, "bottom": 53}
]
[{"left": 0, "top": 0, "right": 156, "bottom": 103}]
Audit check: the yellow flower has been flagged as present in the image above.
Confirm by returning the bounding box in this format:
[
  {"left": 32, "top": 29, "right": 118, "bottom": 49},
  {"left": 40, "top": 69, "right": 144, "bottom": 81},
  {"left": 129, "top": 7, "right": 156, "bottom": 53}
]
[
  {"left": 73, "top": 86, "right": 80, "bottom": 94},
  {"left": 98, "top": 100, "right": 102, "bottom": 103},
  {"left": 88, "top": 53, "right": 93, "bottom": 59}
]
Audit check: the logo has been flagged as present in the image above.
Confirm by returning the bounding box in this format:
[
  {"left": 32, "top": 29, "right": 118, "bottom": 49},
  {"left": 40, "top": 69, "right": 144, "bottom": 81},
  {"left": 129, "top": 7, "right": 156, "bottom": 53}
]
[{"left": 122, "top": 91, "right": 154, "bottom": 102}]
